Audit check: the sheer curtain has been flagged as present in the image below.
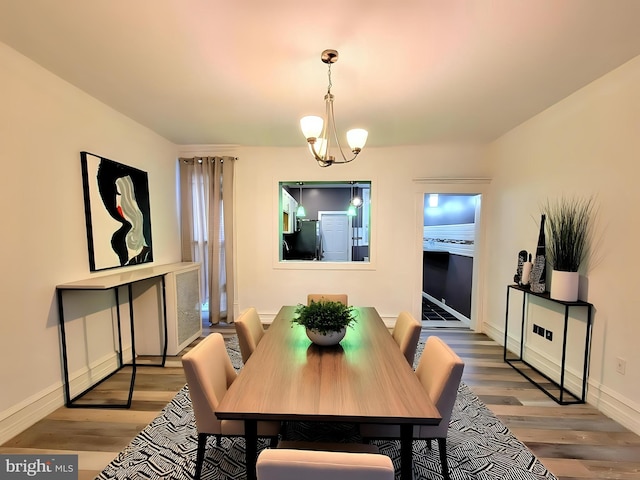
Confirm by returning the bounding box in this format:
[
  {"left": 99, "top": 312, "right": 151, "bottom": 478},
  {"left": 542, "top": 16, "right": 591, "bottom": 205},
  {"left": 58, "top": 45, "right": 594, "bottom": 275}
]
[{"left": 179, "top": 156, "right": 235, "bottom": 324}]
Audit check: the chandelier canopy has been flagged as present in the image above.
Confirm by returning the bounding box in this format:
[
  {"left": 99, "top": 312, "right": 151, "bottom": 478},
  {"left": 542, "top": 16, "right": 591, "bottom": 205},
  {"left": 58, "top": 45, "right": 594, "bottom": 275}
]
[{"left": 300, "top": 49, "right": 368, "bottom": 167}]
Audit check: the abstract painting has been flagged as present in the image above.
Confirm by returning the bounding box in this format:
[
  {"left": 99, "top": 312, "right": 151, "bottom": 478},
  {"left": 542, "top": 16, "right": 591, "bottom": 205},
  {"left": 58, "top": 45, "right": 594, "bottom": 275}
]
[{"left": 81, "top": 152, "right": 153, "bottom": 271}]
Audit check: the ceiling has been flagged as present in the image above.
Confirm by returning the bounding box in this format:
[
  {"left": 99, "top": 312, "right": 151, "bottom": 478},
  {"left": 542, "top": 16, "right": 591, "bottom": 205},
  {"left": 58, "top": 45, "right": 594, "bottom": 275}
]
[{"left": 2, "top": 0, "right": 640, "bottom": 147}]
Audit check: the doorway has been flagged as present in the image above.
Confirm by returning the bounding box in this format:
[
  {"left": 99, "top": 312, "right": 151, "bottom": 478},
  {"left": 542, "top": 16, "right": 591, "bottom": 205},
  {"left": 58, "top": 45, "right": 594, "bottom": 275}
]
[
  {"left": 422, "top": 193, "right": 481, "bottom": 329},
  {"left": 318, "top": 211, "right": 351, "bottom": 261}
]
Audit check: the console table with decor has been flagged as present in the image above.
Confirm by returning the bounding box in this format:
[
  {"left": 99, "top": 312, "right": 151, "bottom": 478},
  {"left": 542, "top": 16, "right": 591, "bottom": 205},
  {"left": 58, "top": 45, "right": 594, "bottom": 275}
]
[
  {"left": 57, "top": 262, "right": 201, "bottom": 408},
  {"left": 503, "top": 284, "right": 593, "bottom": 405}
]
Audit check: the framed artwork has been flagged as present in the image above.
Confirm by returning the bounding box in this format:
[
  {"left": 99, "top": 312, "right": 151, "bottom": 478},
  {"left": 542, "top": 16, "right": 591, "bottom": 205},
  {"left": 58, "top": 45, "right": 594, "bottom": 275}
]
[{"left": 81, "top": 151, "right": 153, "bottom": 271}]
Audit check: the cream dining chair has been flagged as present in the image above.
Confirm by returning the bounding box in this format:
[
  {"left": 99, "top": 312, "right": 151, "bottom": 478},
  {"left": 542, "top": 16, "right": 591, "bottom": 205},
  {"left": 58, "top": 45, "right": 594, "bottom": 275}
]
[
  {"left": 256, "top": 448, "right": 394, "bottom": 480},
  {"left": 392, "top": 311, "right": 422, "bottom": 365},
  {"left": 307, "top": 294, "right": 348, "bottom": 305},
  {"left": 235, "top": 307, "right": 265, "bottom": 363},
  {"left": 181, "top": 333, "right": 280, "bottom": 478},
  {"left": 360, "top": 335, "right": 464, "bottom": 480}
]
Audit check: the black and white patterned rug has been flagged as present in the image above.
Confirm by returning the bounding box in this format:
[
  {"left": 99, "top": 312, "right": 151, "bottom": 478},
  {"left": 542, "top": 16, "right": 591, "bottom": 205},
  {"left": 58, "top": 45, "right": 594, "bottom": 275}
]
[{"left": 97, "top": 337, "right": 557, "bottom": 480}]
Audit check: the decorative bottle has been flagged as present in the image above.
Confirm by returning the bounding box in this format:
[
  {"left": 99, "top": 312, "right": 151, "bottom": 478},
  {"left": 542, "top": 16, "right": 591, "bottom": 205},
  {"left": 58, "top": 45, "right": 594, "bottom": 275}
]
[{"left": 529, "top": 214, "right": 546, "bottom": 293}]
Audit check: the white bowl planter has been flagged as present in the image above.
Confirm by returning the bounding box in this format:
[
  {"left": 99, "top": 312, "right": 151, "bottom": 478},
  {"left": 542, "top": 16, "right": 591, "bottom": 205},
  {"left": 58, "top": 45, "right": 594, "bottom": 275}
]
[
  {"left": 306, "top": 327, "right": 346, "bottom": 346},
  {"left": 550, "top": 270, "right": 579, "bottom": 302}
]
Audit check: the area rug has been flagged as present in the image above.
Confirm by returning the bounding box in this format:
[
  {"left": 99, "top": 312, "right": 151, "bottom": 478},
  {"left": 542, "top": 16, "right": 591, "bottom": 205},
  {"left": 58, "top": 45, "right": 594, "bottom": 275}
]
[{"left": 97, "top": 337, "right": 557, "bottom": 480}]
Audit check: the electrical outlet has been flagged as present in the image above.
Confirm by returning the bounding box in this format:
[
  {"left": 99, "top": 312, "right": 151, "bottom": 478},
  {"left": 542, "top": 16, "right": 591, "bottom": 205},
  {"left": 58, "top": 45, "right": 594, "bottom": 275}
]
[
  {"left": 533, "top": 324, "right": 539, "bottom": 334},
  {"left": 545, "top": 329, "right": 553, "bottom": 341},
  {"left": 616, "top": 357, "right": 627, "bottom": 375},
  {"left": 537, "top": 326, "right": 545, "bottom": 337}
]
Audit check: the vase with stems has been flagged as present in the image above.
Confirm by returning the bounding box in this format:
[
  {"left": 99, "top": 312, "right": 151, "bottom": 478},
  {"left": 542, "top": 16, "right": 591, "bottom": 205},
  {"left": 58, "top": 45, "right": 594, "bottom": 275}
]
[{"left": 542, "top": 196, "right": 595, "bottom": 302}]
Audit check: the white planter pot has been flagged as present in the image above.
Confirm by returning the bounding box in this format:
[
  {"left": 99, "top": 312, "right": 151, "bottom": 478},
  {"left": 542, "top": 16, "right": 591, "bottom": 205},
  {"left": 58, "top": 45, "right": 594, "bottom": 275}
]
[
  {"left": 306, "top": 327, "right": 346, "bottom": 346},
  {"left": 550, "top": 270, "right": 579, "bottom": 302}
]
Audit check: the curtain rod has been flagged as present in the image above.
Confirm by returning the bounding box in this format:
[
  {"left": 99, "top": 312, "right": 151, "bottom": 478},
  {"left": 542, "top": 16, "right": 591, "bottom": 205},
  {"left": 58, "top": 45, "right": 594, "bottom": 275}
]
[{"left": 179, "top": 156, "right": 238, "bottom": 164}]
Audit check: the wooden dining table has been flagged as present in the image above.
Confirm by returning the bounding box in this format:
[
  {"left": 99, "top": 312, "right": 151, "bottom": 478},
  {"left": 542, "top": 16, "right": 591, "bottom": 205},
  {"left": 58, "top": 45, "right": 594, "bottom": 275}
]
[{"left": 216, "top": 306, "right": 441, "bottom": 480}]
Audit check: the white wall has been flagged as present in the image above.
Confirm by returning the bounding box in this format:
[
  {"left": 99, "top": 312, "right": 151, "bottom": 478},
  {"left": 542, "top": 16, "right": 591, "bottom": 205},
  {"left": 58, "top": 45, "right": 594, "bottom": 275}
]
[
  {"left": 233, "top": 144, "right": 491, "bottom": 325},
  {"left": 484, "top": 55, "right": 640, "bottom": 433},
  {"left": 0, "top": 42, "right": 180, "bottom": 442}
]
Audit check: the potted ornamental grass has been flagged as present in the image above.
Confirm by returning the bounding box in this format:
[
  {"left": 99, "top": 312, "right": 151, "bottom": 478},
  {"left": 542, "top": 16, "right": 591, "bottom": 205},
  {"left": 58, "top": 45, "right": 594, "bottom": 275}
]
[
  {"left": 542, "top": 195, "right": 596, "bottom": 302},
  {"left": 292, "top": 299, "right": 357, "bottom": 346}
]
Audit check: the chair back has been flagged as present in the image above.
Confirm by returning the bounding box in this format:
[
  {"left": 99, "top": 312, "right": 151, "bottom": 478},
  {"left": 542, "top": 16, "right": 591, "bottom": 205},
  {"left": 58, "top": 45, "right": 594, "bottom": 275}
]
[
  {"left": 256, "top": 448, "right": 394, "bottom": 480},
  {"left": 392, "top": 311, "right": 421, "bottom": 365},
  {"left": 181, "top": 333, "right": 237, "bottom": 434},
  {"left": 307, "top": 294, "right": 348, "bottom": 305},
  {"left": 415, "top": 336, "right": 465, "bottom": 437},
  {"left": 235, "top": 307, "right": 265, "bottom": 363}
]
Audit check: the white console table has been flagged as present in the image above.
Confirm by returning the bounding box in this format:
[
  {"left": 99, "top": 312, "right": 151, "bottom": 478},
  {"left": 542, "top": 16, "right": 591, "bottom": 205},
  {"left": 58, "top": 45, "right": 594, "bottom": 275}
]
[{"left": 57, "top": 262, "right": 200, "bottom": 408}]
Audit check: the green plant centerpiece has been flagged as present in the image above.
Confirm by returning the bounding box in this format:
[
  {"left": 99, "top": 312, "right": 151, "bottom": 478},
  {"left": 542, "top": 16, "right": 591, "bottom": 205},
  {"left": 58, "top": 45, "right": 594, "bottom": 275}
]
[
  {"left": 542, "top": 195, "right": 596, "bottom": 301},
  {"left": 292, "top": 300, "right": 357, "bottom": 346}
]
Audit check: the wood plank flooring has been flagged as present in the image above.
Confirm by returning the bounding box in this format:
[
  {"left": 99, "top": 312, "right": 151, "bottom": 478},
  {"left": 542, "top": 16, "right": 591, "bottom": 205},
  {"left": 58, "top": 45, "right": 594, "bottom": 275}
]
[{"left": 1, "top": 328, "right": 638, "bottom": 479}]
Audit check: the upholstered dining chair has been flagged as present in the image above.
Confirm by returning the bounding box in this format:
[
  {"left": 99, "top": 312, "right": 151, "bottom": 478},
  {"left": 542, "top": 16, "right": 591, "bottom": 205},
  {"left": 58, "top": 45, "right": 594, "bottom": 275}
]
[
  {"left": 360, "top": 335, "right": 464, "bottom": 480},
  {"left": 181, "top": 333, "right": 280, "bottom": 479},
  {"left": 235, "top": 307, "right": 265, "bottom": 363},
  {"left": 392, "top": 311, "right": 422, "bottom": 365},
  {"left": 256, "top": 448, "right": 395, "bottom": 480},
  {"left": 307, "top": 294, "right": 348, "bottom": 305}
]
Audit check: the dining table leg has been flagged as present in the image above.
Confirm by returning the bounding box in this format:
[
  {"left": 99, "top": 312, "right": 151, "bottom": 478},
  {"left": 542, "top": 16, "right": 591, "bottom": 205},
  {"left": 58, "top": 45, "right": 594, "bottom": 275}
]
[
  {"left": 245, "top": 419, "right": 258, "bottom": 480},
  {"left": 400, "top": 423, "right": 413, "bottom": 480}
]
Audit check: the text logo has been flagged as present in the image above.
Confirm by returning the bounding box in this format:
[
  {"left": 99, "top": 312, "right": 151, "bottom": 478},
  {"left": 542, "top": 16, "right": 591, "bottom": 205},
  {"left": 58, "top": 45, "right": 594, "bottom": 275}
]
[{"left": 1, "top": 455, "right": 78, "bottom": 479}]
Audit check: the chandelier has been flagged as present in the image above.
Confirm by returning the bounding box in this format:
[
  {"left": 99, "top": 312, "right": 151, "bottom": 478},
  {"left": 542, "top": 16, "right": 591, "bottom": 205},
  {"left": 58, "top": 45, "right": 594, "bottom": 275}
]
[{"left": 300, "top": 49, "right": 368, "bottom": 167}]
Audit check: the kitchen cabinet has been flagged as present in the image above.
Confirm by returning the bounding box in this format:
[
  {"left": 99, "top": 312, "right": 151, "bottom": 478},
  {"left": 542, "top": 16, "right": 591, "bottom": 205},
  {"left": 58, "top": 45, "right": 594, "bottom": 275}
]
[{"left": 282, "top": 188, "right": 298, "bottom": 233}]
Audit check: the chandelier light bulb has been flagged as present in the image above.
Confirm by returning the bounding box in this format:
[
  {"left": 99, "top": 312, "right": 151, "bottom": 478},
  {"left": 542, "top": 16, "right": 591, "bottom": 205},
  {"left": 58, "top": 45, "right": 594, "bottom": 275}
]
[
  {"left": 300, "top": 116, "right": 323, "bottom": 140},
  {"left": 347, "top": 128, "right": 368, "bottom": 152}
]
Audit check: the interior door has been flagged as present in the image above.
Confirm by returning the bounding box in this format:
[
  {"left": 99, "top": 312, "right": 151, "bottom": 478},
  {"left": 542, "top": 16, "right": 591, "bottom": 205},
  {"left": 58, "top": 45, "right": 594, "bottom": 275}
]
[{"left": 319, "top": 212, "right": 350, "bottom": 261}]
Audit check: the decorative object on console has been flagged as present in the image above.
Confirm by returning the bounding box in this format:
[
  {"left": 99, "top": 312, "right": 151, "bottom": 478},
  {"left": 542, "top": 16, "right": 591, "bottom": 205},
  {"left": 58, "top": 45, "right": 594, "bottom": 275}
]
[
  {"left": 300, "top": 49, "right": 368, "bottom": 167},
  {"left": 521, "top": 254, "right": 533, "bottom": 286},
  {"left": 292, "top": 299, "right": 356, "bottom": 346},
  {"left": 529, "top": 214, "right": 546, "bottom": 293},
  {"left": 542, "top": 196, "right": 595, "bottom": 302},
  {"left": 513, "top": 249, "right": 527, "bottom": 285},
  {"left": 80, "top": 151, "right": 153, "bottom": 271}
]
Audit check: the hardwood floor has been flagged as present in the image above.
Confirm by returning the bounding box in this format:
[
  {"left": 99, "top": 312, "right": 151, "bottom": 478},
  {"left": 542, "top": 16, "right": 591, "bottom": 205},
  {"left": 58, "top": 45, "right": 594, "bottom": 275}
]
[{"left": 2, "top": 327, "right": 639, "bottom": 479}]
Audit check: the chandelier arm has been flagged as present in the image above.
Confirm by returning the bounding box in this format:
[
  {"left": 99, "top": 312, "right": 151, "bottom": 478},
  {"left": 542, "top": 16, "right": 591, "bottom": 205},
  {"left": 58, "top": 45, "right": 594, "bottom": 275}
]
[
  {"left": 330, "top": 100, "right": 352, "bottom": 164},
  {"left": 308, "top": 141, "right": 332, "bottom": 166},
  {"left": 325, "top": 93, "right": 358, "bottom": 164},
  {"left": 323, "top": 94, "right": 333, "bottom": 162}
]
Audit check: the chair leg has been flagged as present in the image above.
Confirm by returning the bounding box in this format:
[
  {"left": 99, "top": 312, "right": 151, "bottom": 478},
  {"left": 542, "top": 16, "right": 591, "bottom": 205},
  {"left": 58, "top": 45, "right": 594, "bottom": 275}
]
[
  {"left": 437, "top": 437, "right": 450, "bottom": 480},
  {"left": 195, "top": 433, "right": 208, "bottom": 479}
]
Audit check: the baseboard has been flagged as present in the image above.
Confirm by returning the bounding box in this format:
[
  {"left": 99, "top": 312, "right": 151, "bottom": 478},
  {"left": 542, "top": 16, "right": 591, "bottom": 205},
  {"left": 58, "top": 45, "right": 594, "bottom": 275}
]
[
  {"left": 483, "top": 321, "right": 640, "bottom": 436},
  {"left": 0, "top": 348, "right": 130, "bottom": 445},
  {"left": 521, "top": 345, "right": 585, "bottom": 398},
  {"left": 489, "top": 325, "right": 586, "bottom": 398},
  {"left": 482, "top": 321, "right": 503, "bottom": 343},
  {"left": 66, "top": 350, "right": 127, "bottom": 400},
  {"left": 587, "top": 381, "right": 640, "bottom": 436},
  {"left": 0, "top": 384, "right": 63, "bottom": 445}
]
